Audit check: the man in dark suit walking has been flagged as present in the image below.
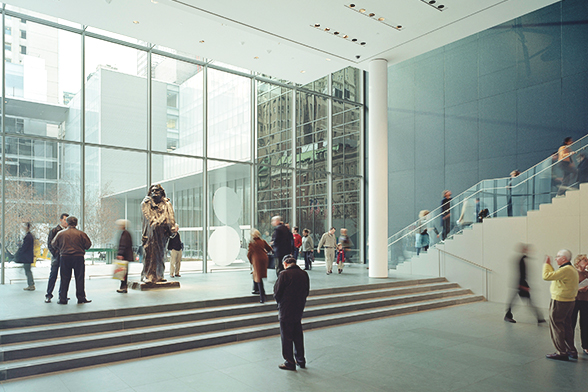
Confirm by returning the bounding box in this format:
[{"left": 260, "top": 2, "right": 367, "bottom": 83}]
[
  {"left": 271, "top": 216, "right": 293, "bottom": 276},
  {"left": 274, "top": 256, "right": 310, "bottom": 371}
]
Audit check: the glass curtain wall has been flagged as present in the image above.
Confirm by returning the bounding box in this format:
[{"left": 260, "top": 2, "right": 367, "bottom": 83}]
[{"left": 0, "top": 3, "right": 364, "bottom": 283}]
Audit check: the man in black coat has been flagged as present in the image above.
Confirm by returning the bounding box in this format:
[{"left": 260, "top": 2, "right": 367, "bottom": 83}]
[
  {"left": 274, "top": 256, "right": 310, "bottom": 371},
  {"left": 271, "top": 216, "right": 293, "bottom": 276},
  {"left": 52, "top": 216, "right": 92, "bottom": 304},
  {"left": 16, "top": 222, "right": 35, "bottom": 291},
  {"left": 45, "top": 213, "right": 68, "bottom": 302},
  {"left": 116, "top": 219, "right": 134, "bottom": 293}
]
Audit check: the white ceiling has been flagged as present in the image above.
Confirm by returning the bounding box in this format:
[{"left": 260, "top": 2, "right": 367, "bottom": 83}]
[{"left": 6, "top": 0, "right": 559, "bottom": 84}]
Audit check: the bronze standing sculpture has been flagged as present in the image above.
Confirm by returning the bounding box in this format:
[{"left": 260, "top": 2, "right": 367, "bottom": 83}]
[{"left": 141, "top": 184, "right": 175, "bottom": 283}]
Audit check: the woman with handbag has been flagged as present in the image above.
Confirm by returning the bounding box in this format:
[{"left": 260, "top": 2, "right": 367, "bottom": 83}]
[
  {"left": 15, "top": 222, "right": 35, "bottom": 291},
  {"left": 247, "top": 229, "right": 272, "bottom": 303}
]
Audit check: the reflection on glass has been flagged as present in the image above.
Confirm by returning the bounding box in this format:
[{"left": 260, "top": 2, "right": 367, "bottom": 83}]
[
  {"left": 2, "top": 138, "right": 81, "bottom": 254},
  {"left": 207, "top": 69, "right": 251, "bottom": 161},
  {"left": 208, "top": 160, "right": 251, "bottom": 270},
  {"left": 151, "top": 55, "right": 204, "bottom": 155},
  {"left": 332, "top": 100, "right": 360, "bottom": 176},
  {"left": 297, "top": 170, "right": 327, "bottom": 246},
  {"left": 296, "top": 91, "right": 328, "bottom": 171},
  {"left": 4, "top": 21, "right": 81, "bottom": 141},
  {"left": 85, "top": 146, "right": 146, "bottom": 248},
  {"left": 257, "top": 81, "right": 292, "bottom": 166},
  {"left": 256, "top": 166, "right": 292, "bottom": 238},
  {"left": 333, "top": 175, "right": 360, "bottom": 262},
  {"left": 84, "top": 37, "right": 147, "bottom": 149}
]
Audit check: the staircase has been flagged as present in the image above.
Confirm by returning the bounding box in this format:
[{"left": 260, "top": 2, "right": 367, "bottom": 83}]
[{"left": 0, "top": 277, "right": 483, "bottom": 380}]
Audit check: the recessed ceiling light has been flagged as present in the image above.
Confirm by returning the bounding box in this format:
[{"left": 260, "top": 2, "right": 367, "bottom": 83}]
[
  {"left": 199, "top": 40, "right": 205, "bottom": 43},
  {"left": 378, "top": 17, "right": 385, "bottom": 21},
  {"left": 360, "top": 42, "right": 366, "bottom": 45},
  {"left": 429, "top": 0, "right": 436, "bottom": 4},
  {"left": 438, "top": 5, "right": 445, "bottom": 9},
  {"left": 369, "top": 13, "right": 375, "bottom": 17},
  {"left": 343, "top": 35, "right": 348, "bottom": 38},
  {"left": 334, "top": 31, "right": 339, "bottom": 35},
  {"left": 324, "top": 27, "right": 330, "bottom": 31},
  {"left": 359, "top": 8, "right": 366, "bottom": 13},
  {"left": 151, "top": 0, "right": 158, "bottom": 3},
  {"left": 349, "top": 3, "right": 355, "bottom": 7},
  {"left": 132, "top": 20, "right": 139, "bottom": 24},
  {"left": 314, "top": 23, "right": 320, "bottom": 27},
  {"left": 300, "top": 70, "right": 306, "bottom": 73},
  {"left": 326, "top": 58, "right": 331, "bottom": 61},
  {"left": 351, "top": 38, "right": 357, "bottom": 42},
  {"left": 396, "top": 25, "right": 402, "bottom": 29},
  {"left": 254, "top": 56, "right": 259, "bottom": 59}
]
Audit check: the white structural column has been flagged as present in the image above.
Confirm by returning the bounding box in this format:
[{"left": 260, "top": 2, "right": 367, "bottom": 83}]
[{"left": 368, "top": 59, "right": 389, "bottom": 278}]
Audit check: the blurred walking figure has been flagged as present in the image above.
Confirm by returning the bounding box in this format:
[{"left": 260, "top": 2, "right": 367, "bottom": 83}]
[
  {"left": 415, "top": 210, "right": 438, "bottom": 256},
  {"left": 504, "top": 244, "right": 544, "bottom": 323},
  {"left": 507, "top": 170, "right": 521, "bottom": 217},
  {"left": 168, "top": 224, "right": 183, "bottom": 278},
  {"left": 440, "top": 190, "right": 452, "bottom": 240},
  {"left": 247, "top": 229, "right": 272, "bottom": 303},
  {"left": 301, "top": 229, "right": 314, "bottom": 270},
  {"left": 571, "top": 254, "right": 588, "bottom": 356},
  {"left": 557, "top": 137, "right": 576, "bottom": 196},
  {"left": 337, "top": 228, "right": 353, "bottom": 273},
  {"left": 45, "top": 213, "right": 68, "bottom": 302},
  {"left": 115, "top": 219, "right": 133, "bottom": 293},
  {"left": 15, "top": 222, "right": 35, "bottom": 291}
]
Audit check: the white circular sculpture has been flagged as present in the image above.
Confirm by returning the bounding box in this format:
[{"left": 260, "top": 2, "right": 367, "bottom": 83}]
[
  {"left": 208, "top": 226, "right": 241, "bottom": 267},
  {"left": 212, "top": 187, "right": 242, "bottom": 226}
]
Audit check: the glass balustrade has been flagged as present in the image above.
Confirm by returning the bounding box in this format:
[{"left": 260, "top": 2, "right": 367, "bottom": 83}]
[{"left": 388, "top": 134, "right": 588, "bottom": 269}]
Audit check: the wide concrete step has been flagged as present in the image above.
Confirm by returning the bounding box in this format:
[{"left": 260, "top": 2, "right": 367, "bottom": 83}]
[
  {"left": 0, "top": 277, "right": 448, "bottom": 331},
  {"left": 0, "top": 288, "right": 470, "bottom": 361},
  {"left": 0, "top": 294, "right": 484, "bottom": 381},
  {"left": 0, "top": 280, "right": 456, "bottom": 345}
]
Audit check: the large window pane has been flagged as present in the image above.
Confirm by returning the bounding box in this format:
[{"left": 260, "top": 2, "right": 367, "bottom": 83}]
[
  {"left": 207, "top": 69, "right": 251, "bottom": 161},
  {"left": 85, "top": 146, "right": 146, "bottom": 248},
  {"left": 152, "top": 154, "right": 204, "bottom": 270},
  {"left": 85, "top": 37, "right": 147, "bottom": 149},
  {"left": 151, "top": 55, "right": 204, "bottom": 155},
  {"left": 4, "top": 21, "right": 81, "bottom": 142},
  {"left": 296, "top": 91, "right": 328, "bottom": 171},
  {"left": 3, "top": 138, "right": 81, "bottom": 259},
  {"left": 296, "top": 170, "right": 327, "bottom": 247},
  {"left": 256, "top": 165, "right": 292, "bottom": 239},
  {"left": 257, "top": 81, "right": 292, "bottom": 166},
  {"left": 207, "top": 161, "right": 251, "bottom": 270},
  {"left": 332, "top": 100, "right": 361, "bottom": 176},
  {"left": 333, "top": 175, "right": 361, "bottom": 263}
]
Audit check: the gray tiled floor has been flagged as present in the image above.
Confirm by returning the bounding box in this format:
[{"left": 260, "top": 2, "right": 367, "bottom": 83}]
[{"left": 2, "top": 299, "right": 587, "bottom": 391}]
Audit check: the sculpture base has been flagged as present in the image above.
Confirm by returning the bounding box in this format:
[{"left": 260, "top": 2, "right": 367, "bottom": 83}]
[{"left": 130, "top": 281, "right": 180, "bottom": 291}]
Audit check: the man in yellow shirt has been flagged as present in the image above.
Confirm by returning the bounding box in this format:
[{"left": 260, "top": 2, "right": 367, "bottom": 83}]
[{"left": 543, "top": 249, "right": 579, "bottom": 361}]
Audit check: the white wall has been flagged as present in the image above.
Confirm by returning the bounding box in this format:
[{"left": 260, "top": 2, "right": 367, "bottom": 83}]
[{"left": 396, "top": 183, "right": 588, "bottom": 308}]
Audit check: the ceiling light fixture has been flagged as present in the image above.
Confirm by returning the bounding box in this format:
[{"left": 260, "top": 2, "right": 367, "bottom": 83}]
[
  {"left": 254, "top": 56, "right": 259, "bottom": 59},
  {"left": 199, "top": 40, "right": 205, "bottom": 43},
  {"left": 132, "top": 20, "right": 139, "bottom": 24},
  {"left": 311, "top": 24, "right": 365, "bottom": 46},
  {"left": 300, "top": 70, "right": 306, "bottom": 73},
  {"left": 420, "top": 0, "right": 446, "bottom": 11},
  {"left": 344, "top": 4, "right": 403, "bottom": 31}
]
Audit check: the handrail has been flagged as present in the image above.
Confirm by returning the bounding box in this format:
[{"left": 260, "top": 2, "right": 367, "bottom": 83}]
[
  {"left": 388, "top": 134, "right": 588, "bottom": 246},
  {"left": 437, "top": 249, "right": 492, "bottom": 272}
]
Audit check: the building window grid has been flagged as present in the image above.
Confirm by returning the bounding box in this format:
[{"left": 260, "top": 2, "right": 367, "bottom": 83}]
[{"left": 0, "top": 9, "right": 364, "bottom": 282}]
